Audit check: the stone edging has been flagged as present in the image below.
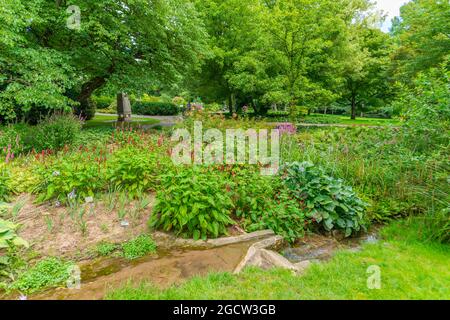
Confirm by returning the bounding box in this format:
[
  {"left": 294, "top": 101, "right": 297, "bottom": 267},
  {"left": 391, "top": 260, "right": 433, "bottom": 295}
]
[{"left": 155, "top": 230, "right": 277, "bottom": 250}]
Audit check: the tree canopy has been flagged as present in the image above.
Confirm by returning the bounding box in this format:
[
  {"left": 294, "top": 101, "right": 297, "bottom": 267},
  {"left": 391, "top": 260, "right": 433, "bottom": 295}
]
[
  {"left": 0, "top": 0, "right": 207, "bottom": 120},
  {"left": 1, "top": 0, "right": 448, "bottom": 121}
]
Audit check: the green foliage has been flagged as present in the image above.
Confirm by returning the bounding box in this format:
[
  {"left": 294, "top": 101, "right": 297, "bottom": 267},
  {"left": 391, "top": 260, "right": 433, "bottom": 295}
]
[
  {"left": 0, "top": 165, "right": 11, "bottom": 201},
  {"left": 35, "top": 152, "right": 105, "bottom": 203},
  {"left": 226, "top": 166, "right": 304, "bottom": 242},
  {"left": 150, "top": 167, "right": 235, "bottom": 240},
  {"left": 74, "top": 98, "right": 96, "bottom": 121},
  {"left": 92, "top": 96, "right": 114, "bottom": 110},
  {"left": 418, "top": 208, "right": 450, "bottom": 244},
  {"left": 0, "top": 218, "right": 29, "bottom": 249},
  {"left": 247, "top": 187, "right": 306, "bottom": 243},
  {"left": 132, "top": 101, "right": 180, "bottom": 116},
  {"left": 193, "top": 0, "right": 380, "bottom": 113},
  {"left": 172, "top": 96, "right": 186, "bottom": 106},
  {"left": 391, "top": 0, "right": 450, "bottom": 77},
  {"left": 0, "top": 0, "right": 207, "bottom": 122},
  {"left": 230, "top": 167, "right": 275, "bottom": 219},
  {"left": 383, "top": 213, "right": 450, "bottom": 245},
  {"left": 0, "top": 124, "right": 29, "bottom": 156},
  {"left": 280, "top": 162, "right": 369, "bottom": 237},
  {"left": 28, "top": 114, "right": 83, "bottom": 152},
  {"left": 338, "top": 26, "right": 393, "bottom": 119},
  {"left": 280, "top": 127, "right": 436, "bottom": 222},
  {"left": 95, "top": 242, "right": 119, "bottom": 257},
  {"left": 0, "top": 243, "right": 26, "bottom": 287},
  {"left": 0, "top": 114, "right": 83, "bottom": 156},
  {"left": 0, "top": 217, "right": 28, "bottom": 286},
  {"left": 121, "top": 234, "right": 157, "bottom": 260},
  {"left": 12, "top": 257, "right": 73, "bottom": 294},
  {"left": 397, "top": 64, "right": 450, "bottom": 153},
  {"left": 0, "top": 0, "right": 74, "bottom": 122},
  {"left": 106, "top": 146, "right": 158, "bottom": 197},
  {"left": 73, "top": 127, "right": 113, "bottom": 148}
]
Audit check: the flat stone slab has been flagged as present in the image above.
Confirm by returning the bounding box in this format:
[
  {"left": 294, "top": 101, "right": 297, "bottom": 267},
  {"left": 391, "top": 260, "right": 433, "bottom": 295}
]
[
  {"left": 207, "top": 230, "right": 275, "bottom": 247},
  {"left": 155, "top": 230, "right": 277, "bottom": 250}
]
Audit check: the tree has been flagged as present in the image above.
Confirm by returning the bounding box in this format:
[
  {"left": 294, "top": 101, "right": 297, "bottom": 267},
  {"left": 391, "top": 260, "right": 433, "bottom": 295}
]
[
  {"left": 227, "top": 0, "right": 377, "bottom": 115},
  {"left": 0, "top": 0, "right": 74, "bottom": 122},
  {"left": 338, "top": 25, "right": 393, "bottom": 119},
  {"left": 189, "top": 0, "right": 263, "bottom": 113},
  {"left": 391, "top": 0, "right": 450, "bottom": 79},
  {"left": 0, "top": 0, "right": 207, "bottom": 121}
]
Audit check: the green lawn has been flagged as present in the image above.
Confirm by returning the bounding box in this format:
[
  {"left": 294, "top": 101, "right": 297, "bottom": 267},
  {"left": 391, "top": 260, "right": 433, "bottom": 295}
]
[
  {"left": 84, "top": 115, "right": 160, "bottom": 129},
  {"left": 301, "top": 114, "right": 402, "bottom": 126},
  {"left": 106, "top": 220, "right": 450, "bottom": 300}
]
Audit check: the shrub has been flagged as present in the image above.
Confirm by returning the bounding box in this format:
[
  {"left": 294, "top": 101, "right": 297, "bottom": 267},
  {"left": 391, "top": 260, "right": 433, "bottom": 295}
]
[
  {"left": 106, "top": 146, "right": 158, "bottom": 197},
  {"left": 12, "top": 257, "right": 74, "bottom": 294},
  {"left": 73, "top": 128, "right": 112, "bottom": 148},
  {"left": 172, "top": 96, "right": 186, "bottom": 106},
  {"left": 205, "top": 103, "right": 222, "bottom": 112},
  {"left": 92, "top": 96, "right": 114, "bottom": 109},
  {"left": 96, "top": 242, "right": 119, "bottom": 257},
  {"left": 132, "top": 101, "right": 180, "bottom": 116},
  {"left": 140, "top": 95, "right": 161, "bottom": 103},
  {"left": 13, "top": 104, "right": 68, "bottom": 125},
  {"left": 30, "top": 114, "right": 83, "bottom": 152},
  {"left": 121, "top": 234, "right": 157, "bottom": 260},
  {"left": 0, "top": 124, "right": 29, "bottom": 157},
  {"left": 74, "top": 98, "right": 96, "bottom": 120},
  {"left": 246, "top": 187, "right": 306, "bottom": 243},
  {"left": 280, "top": 162, "right": 369, "bottom": 237},
  {"left": 149, "top": 167, "right": 235, "bottom": 240},
  {"left": 396, "top": 65, "right": 450, "bottom": 153},
  {"left": 226, "top": 166, "right": 306, "bottom": 243},
  {"left": 229, "top": 166, "right": 275, "bottom": 219},
  {"left": 35, "top": 152, "right": 105, "bottom": 203},
  {"left": 0, "top": 115, "right": 82, "bottom": 156}
]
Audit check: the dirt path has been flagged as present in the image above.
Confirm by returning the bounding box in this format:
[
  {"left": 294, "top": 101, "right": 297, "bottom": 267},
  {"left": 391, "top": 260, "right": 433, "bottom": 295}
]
[{"left": 95, "top": 113, "right": 182, "bottom": 128}]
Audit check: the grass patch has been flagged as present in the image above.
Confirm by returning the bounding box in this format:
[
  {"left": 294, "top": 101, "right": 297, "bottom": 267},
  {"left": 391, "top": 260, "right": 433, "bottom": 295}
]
[
  {"left": 95, "top": 242, "right": 119, "bottom": 257},
  {"left": 121, "top": 234, "right": 157, "bottom": 260},
  {"left": 106, "top": 221, "right": 450, "bottom": 300},
  {"left": 302, "top": 114, "right": 402, "bottom": 126},
  {"left": 12, "top": 257, "right": 74, "bottom": 294},
  {"left": 84, "top": 115, "right": 160, "bottom": 129}
]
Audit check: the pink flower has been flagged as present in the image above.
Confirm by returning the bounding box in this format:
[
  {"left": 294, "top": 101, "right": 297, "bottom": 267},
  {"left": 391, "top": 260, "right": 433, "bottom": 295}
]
[
  {"left": 5, "top": 144, "right": 12, "bottom": 163},
  {"left": 276, "top": 123, "right": 297, "bottom": 135}
]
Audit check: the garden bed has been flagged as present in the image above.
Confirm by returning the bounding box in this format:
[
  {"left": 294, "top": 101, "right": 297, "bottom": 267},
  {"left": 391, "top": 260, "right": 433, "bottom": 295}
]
[{"left": 7, "top": 194, "right": 156, "bottom": 260}]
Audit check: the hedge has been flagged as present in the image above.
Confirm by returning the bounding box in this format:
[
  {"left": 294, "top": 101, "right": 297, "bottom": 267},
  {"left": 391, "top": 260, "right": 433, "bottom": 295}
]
[{"left": 132, "top": 101, "right": 180, "bottom": 116}]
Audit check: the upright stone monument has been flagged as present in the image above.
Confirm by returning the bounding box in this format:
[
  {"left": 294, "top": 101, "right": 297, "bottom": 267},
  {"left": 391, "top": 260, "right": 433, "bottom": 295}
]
[{"left": 117, "top": 92, "right": 132, "bottom": 123}]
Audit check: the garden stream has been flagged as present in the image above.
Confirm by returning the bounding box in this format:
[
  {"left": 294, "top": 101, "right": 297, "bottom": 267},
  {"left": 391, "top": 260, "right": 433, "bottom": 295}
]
[{"left": 4, "top": 230, "right": 379, "bottom": 300}]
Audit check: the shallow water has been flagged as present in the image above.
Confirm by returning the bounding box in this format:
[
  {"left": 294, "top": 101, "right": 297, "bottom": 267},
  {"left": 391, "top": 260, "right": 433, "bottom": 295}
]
[
  {"left": 281, "top": 232, "right": 379, "bottom": 263},
  {"left": 2, "top": 230, "right": 379, "bottom": 300},
  {"left": 27, "top": 241, "right": 255, "bottom": 300}
]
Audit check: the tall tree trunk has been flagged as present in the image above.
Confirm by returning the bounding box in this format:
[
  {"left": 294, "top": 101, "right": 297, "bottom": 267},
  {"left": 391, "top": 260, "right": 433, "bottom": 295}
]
[
  {"left": 228, "top": 94, "right": 233, "bottom": 114},
  {"left": 74, "top": 76, "right": 108, "bottom": 120},
  {"left": 75, "top": 65, "right": 114, "bottom": 120}
]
